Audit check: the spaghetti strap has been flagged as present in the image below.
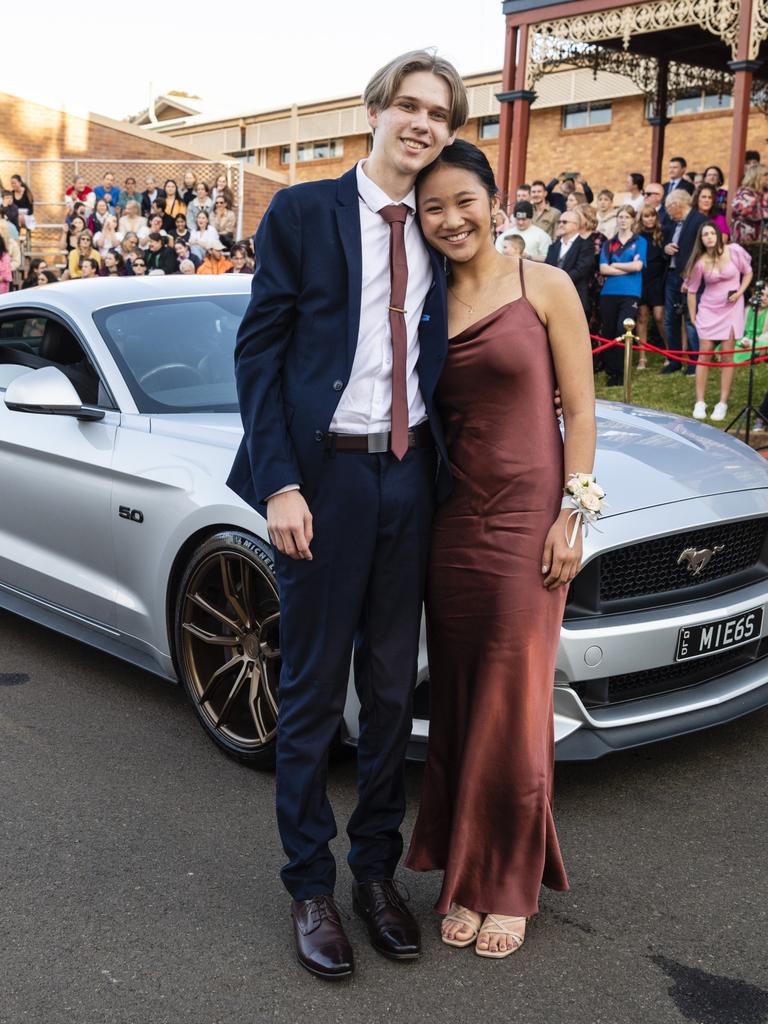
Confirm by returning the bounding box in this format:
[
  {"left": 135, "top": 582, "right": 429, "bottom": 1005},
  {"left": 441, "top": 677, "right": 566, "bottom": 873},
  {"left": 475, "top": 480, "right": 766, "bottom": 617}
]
[{"left": 518, "top": 256, "right": 526, "bottom": 298}]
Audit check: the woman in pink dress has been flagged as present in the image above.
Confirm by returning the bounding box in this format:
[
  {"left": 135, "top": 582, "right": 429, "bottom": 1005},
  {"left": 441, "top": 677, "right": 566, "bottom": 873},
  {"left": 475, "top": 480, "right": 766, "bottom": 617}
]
[{"left": 685, "top": 223, "right": 753, "bottom": 422}]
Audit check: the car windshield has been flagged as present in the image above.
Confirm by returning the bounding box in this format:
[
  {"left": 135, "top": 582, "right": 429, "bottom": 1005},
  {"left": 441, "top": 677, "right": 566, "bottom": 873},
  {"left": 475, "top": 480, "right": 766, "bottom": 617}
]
[{"left": 92, "top": 294, "right": 249, "bottom": 413}]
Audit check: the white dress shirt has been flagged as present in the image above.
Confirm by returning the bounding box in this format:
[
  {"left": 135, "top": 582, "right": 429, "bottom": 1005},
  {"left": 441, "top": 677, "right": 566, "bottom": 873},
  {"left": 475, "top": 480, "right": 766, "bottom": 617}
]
[
  {"left": 557, "top": 234, "right": 578, "bottom": 261},
  {"left": 329, "top": 160, "right": 431, "bottom": 433}
]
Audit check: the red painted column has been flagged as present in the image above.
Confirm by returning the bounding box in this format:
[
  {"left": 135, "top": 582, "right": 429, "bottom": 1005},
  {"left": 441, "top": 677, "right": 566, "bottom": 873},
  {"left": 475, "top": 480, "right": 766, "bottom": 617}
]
[
  {"left": 496, "top": 17, "right": 518, "bottom": 201},
  {"left": 508, "top": 23, "right": 534, "bottom": 195},
  {"left": 727, "top": 0, "right": 758, "bottom": 219},
  {"left": 648, "top": 58, "right": 669, "bottom": 182}
]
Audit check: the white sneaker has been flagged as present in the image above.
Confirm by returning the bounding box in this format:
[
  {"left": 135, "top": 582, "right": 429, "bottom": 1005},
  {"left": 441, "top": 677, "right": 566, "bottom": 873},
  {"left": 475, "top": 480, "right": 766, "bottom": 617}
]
[
  {"left": 693, "top": 401, "right": 707, "bottom": 419},
  {"left": 710, "top": 402, "right": 728, "bottom": 422}
]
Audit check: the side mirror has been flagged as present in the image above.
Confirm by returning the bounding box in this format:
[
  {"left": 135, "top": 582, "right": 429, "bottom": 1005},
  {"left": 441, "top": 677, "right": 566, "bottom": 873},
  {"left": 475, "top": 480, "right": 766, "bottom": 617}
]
[{"left": 4, "top": 366, "right": 104, "bottom": 421}]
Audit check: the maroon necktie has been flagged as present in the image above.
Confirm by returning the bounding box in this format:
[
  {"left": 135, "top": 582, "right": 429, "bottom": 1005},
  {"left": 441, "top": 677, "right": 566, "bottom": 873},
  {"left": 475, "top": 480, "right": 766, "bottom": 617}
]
[{"left": 378, "top": 204, "right": 410, "bottom": 460}]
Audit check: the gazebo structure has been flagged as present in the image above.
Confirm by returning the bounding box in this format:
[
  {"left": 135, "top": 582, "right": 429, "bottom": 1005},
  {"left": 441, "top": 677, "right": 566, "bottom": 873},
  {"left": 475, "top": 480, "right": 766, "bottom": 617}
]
[{"left": 496, "top": 0, "right": 768, "bottom": 199}]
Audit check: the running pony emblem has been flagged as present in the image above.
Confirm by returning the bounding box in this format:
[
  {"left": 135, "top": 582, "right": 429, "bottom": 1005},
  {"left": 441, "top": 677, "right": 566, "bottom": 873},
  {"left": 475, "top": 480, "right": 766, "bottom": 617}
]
[{"left": 677, "top": 545, "right": 725, "bottom": 576}]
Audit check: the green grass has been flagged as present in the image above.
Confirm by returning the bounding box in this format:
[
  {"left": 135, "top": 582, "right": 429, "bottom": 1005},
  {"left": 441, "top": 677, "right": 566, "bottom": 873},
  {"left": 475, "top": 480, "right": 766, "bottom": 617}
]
[{"left": 594, "top": 349, "right": 768, "bottom": 435}]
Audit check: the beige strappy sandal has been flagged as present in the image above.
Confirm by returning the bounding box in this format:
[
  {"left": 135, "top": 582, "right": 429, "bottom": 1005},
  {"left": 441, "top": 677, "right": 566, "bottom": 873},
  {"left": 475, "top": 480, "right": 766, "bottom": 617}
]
[
  {"left": 441, "top": 904, "right": 483, "bottom": 948},
  {"left": 475, "top": 914, "right": 526, "bottom": 958}
]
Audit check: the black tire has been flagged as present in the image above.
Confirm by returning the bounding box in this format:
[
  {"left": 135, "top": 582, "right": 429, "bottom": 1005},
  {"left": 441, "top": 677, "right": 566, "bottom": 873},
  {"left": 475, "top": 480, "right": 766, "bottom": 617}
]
[{"left": 174, "top": 530, "right": 280, "bottom": 769}]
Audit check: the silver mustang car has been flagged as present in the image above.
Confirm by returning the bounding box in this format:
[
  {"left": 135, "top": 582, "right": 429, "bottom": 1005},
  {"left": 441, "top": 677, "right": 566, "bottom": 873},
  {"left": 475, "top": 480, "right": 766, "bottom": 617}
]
[{"left": 2, "top": 275, "right": 767, "bottom": 766}]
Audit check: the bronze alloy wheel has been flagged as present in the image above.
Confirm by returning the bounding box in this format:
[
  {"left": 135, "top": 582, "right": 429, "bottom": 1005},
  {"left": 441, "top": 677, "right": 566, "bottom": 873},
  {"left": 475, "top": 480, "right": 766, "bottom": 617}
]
[{"left": 175, "top": 532, "right": 280, "bottom": 767}]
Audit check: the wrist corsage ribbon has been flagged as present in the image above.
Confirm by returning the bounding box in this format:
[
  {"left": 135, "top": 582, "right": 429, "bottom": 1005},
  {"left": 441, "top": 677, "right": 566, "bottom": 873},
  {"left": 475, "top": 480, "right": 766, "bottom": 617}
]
[{"left": 561, "top": 473, "right": 606, "bottom": 548}]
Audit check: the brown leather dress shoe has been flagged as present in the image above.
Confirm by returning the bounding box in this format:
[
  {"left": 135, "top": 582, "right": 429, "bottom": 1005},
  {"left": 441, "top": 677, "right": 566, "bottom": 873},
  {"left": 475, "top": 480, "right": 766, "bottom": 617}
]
[
  {"left": 291, "top": 896, "right": 354, "bottom": 980},
  {"left": 352, "top": 879, "right": 421, "bottom": 960}
]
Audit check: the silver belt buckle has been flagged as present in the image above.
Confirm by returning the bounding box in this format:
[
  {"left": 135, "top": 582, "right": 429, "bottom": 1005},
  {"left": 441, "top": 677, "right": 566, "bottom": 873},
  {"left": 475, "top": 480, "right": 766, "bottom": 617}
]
[{"left": 367, "top": 431, "right": 389, "bottom": 453}]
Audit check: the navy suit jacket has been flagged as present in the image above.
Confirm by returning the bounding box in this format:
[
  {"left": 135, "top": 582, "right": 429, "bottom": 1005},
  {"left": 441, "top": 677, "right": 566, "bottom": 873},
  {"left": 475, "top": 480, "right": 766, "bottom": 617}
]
[
  {"left": 544, "top": 235, "right": 596, "bottom": 313},
  {"left": 663, "top": 209, "right": 708, "bottom": 276},
  {"left": 227, "top": 166, "right": 451, "bottom": 513}
]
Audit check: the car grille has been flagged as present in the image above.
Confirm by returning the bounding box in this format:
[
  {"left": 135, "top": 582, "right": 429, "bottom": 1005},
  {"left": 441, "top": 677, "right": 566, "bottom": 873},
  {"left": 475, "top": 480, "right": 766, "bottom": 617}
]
[
  {"left": 573, "top": 637, "right": 768, "bottom": 707},
  {"left": 565, "top": 518, "right": 768, "bottom": 618}
]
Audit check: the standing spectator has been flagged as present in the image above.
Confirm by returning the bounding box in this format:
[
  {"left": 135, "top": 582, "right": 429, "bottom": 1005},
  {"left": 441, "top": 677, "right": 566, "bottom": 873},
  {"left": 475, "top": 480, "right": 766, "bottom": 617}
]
[
  {"left": 529, "top": 180, "right": 559, "bottom": 239},
  {"left": 731, "top": 163, "right": 768, "bottom": 244},
  {"left": 693, "top": 184, "right": 730, "bottom": 238},
  {"left": 174, "top": 239, "right": 201, "bottom": 270},
  {"left": 493, "top": 209, "right": 510, "bottom": 241},
  {"left": 685, "top": 224, "right": 753, "bottom": 421},
  {"left": 118, "top": 200, "right": 147, "bottom": 238},
  {"left": 515, "top": 183, "right": 531, "bottom": 203},
  {"left": 662, "top": 189, "right": 707, "bottom": 374},
  {"left": 702, "top": 166, "right": 728, "bottom": 209},
  {"left": 495, "top": 200, "right": 551, "bottom": 260},
  {"left": 172, "top": 213, "right": 192, "bottom": 246},
  {"left": 598, "top": 205, "right": 647, "bottom": 386},
  {"left": 88, "top": 197, "right": 111, "bottom": 237},
  {"left": 545, "top": 208, "right": 595, "bottom": 315},
  {"left": 596, "top": 189, "right": 619, "bottom": 238},
  {"left": 117, "top": 176, "right": 142, "bottom": 215},
  {"left": 67, "top": 232, "right": 102, "bottom": 279},
  {"left": 189, "top": 210, "right": 220, "bottom": 260},
  {"left": 145, "top": 233, "right": 178, "bottom": 274},
  {"left": 212, "top": 194, "right": 236, "bottom": 249},
  {"left": 61, "top": 214, "right": 86, "bottom": 255},
  {"left": 545, "top": 172, "right": 594, "bottom": 212},
  {"left": 21, "top": 258, "right": 48, "bottom": 289},
  {"left": 181, "top": 170, "right": 197, "bottom": 205},
  {"left": 196, "top": 239, "right": 233, "bottom": 274},
  {"left": 186, "top": 182, "right": 213, "bottom": 230},
  {"left": 576, "top": 202, "right": 604, "bottom": 326},
  {"left": 93, "top": 171, "right": 120, "bottom": 210},
  {"left": 501, "top": 234, "right": 526, "bottom": 258},
  {"left": 0, "top": 236, "right": 11, "bottom": 294},
  {"left": 226, "top": 244, "right": 254, "bottom": 274},
  {"left": 663, "top": 157, "right": 694, "bottom": 198},
  {"left": 121, "top": 232, "right": 141, "bottom": 271},
  {"left": 635, "top": 204, "right": 668, "bottom": 370},
  {"left": 100, "top": 250, "right": 127, "bottom": 277},
  {"left": 78, "top": 256, "right": 100, "bottom": 280},
  {"left": 65, "top": 175, "right": 95, "bottom": 212},
  {"left": 140, "top": 176, "right": 166, "bottom": 218},
  {"left": 163, "top": 179, "right": 187, "bottom": 221},
  {"left": 565, "top": 191, "right": 587, "bottom": 211},
  {"left": 93, "top": 214, "right": 124, "bottom": 256},
  {"left": 745, "top": 150, "right": 761, "bottom": 168},
  {"left": 624, "top": 173, "right": 645, "bottom": 213},
  {"left": 9, "top": 174, "right": 35, "bottom": 230},
  {"left": 641, "top": 182, "right": 667, "bottom": 226}
]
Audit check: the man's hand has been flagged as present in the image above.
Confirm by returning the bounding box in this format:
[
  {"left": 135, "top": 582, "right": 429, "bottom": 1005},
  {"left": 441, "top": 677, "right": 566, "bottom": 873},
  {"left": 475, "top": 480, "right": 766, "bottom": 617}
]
[
  {"left": 267, "top": 491, "right": 313, "bottom": 560},
  {"left": 664, "top": 243, "right": 679, "bottom": 257}
]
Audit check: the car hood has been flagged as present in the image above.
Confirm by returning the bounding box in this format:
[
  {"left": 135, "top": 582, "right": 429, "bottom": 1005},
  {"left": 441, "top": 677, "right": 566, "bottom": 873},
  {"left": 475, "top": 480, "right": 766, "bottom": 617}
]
[{"left": 149, "top": 404, "right": 768, "bottom": 517}]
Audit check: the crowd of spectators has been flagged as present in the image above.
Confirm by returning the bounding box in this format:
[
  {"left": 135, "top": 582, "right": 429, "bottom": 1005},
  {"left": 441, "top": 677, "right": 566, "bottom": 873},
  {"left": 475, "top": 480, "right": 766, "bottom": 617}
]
[
  {"left": 0, "top": 168, "right": 254, "bottom": 291},
  {"left": 494, "top": 153, "right": 763, "bottom": 420}
]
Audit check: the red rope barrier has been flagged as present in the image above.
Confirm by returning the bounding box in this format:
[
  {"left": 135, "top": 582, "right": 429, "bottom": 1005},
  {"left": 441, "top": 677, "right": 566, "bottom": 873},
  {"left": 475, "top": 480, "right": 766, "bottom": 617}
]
[{"left": 589, "top": 333, "right": 768, "bottom": 368}]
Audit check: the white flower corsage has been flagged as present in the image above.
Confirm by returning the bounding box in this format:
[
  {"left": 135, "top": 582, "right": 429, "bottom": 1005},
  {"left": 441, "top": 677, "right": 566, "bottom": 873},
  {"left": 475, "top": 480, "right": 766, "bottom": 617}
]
[{"left": 561, "top": 473, "right": 606, "bottom": 548}]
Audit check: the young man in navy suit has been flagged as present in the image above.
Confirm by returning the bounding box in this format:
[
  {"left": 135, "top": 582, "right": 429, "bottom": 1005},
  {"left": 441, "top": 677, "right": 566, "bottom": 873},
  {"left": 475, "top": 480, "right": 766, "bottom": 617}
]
[{"left": 228, "top": 51, "right": 468, "bottom": 979}]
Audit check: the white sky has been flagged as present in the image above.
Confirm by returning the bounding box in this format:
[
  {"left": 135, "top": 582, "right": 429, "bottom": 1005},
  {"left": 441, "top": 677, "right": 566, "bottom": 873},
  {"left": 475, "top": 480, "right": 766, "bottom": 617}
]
[{"left": 2, "top": 0, "right": 505, "bottom": 122}]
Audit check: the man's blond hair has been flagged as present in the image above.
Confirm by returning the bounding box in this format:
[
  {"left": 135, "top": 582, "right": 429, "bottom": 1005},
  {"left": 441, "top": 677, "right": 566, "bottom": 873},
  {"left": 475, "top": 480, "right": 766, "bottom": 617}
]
[{"left": 363, "top": 49, "right": 468, "bottom": 132}]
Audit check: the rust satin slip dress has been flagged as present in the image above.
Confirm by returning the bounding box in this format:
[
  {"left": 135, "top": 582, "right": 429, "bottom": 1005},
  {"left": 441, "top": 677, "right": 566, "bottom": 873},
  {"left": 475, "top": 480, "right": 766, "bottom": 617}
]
[{"left": 405, "top": 257, "right": 570, "bottom": 917}]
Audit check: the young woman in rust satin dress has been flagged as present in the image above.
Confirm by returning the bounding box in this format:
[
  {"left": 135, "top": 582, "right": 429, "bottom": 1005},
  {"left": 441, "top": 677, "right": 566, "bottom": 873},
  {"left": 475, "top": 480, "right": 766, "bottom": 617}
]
[{"left": 405, "top": 141, "right": 596, "bottom": 957}]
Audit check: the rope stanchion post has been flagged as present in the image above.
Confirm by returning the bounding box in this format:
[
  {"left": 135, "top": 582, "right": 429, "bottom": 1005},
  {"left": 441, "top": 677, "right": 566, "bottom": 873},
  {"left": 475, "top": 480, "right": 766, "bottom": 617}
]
[{"left": 620, "top": 318, "right": 637, "bottom": 405}]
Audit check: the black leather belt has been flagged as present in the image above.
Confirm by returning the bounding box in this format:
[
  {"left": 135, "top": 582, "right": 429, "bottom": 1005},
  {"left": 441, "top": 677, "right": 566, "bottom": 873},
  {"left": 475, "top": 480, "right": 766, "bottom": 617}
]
[{"left": 325, "top": 422, "right": 432, "bottom": 453}]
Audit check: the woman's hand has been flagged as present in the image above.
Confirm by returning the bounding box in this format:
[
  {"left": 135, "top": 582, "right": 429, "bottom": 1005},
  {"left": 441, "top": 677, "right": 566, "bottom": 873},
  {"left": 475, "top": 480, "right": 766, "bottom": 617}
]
[
  {"left": 728, "top": 291, "right": 741, "bottom": 304},
  {"left": 542, "top": 510, "right": 583, "bottom": 590}
]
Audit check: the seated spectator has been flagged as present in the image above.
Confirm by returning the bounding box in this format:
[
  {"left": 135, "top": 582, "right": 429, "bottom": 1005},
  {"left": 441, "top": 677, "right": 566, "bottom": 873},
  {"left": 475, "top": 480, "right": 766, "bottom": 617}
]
[
  {"left": 545, "top": 208, "right": 595, "bottom": 315},
  {"left": 624, "top": 173, "right": 645, "bottom": 213},
  {"left": 117, "top": 177, "right": 142, "bottom": 216},
  {"left": 9, "top": 174, "right": 35, "bottom": 230},
  {"left": 545, "top": 172, "right": 594, "bottom": 212},
  {"left": 36, "top": 269, "right": 59, "bottom": 286},
  {"left": 181, "top": 170, "right": 197, "bottom": 205},
  {"left": 93, "top": 214, "right": 124, "bottom": 256},
  {"left": 501, "top": 234, "right": 526, "bottom": 258},
  {"left": 145, "top": 232, "right": 178, "bottom": 274},
  {"left": 693, "top": 184, "right": 730, "bottom": 238},
  {"left": 495, "top": 200, "right": 551, "bottom": 261},
  {"left": 66, "top": 201, "right": 88, "bottom": 226},
  {"left": 100, "top": 250, "right": 127, "bottom": 277},
  {"left": 0, "top": 236, "right": 11, "bottom": 294},
  {"left": 731, "top": 163, "right": 768, "bottom": 243},
  {"left": 151, "top": 197, "right": 177, "bottom": 234},
  {"left": 186, "top": 182, "right": 213, "bottom": 231},
  {"left": 67, "top": 232, "right": 102, "bottom": 279},
  {"left": 65, "top": 175, "right": 95, "bottom": 212},
  {"left": 226, "top": 244, "right": 254, "bottom": 274},
  {"left": 596, "top": 189, "right": 619, "bottom": 238},
  {"left": 598, "top": 205, "right": 646, "bottom": 386},
  {"left": 61, "top": 214, "right": 87, "bottom": 255},
  {"left": 179, "top": 258, "right": 197, "bottom": 275},
  {"left": 121, "top": 232, "right": 141, "bottom": 270},
  {"left": 174, "top": 239, "right": 201, "bottom": 270},
  {"left": 22, "top": 257, "right": 48, "bottom": 289},
  {"left": 530, "top": 180, "right": 559, "bottom": 239},
  {"left": 93, "top": 171, "right": 120, "bottom": 210},
  {"left": 88, "top": 198, "right": 111, "bottom": 237},
  {"left": 2, "top": 191, "right": 20, "bottom": 234},
  {"left": 212, "top": 195, "right": 236, "bottom": 249},
  {"left": 211, "top": 173, "right": 232, "bottom": 203},
  {"left": 163, "top": 179, "right": 187, "bottom": 221},
  {"left": 141, "top": 176, "right": 166, "bottom": 217},
  {"left": 702, "top": 166, "right": 728, "bottom": 210},
  {"left": 79, "top": 256, "right": 100, "bottom": 280},
  {"left": 118, "top": 200, "right": 147, "bottom": 237},
  {"left": 130, "top": 254, "right": 147, "bottom": 276},
  {"left": 141, "top": 213, "right": 169, "bottom": 246},
  {"left": 197, "top": 239, "right": 233, "bottom": 274},
  {"left": 189, "top": 210, "right": 220, "bottom": 260}
]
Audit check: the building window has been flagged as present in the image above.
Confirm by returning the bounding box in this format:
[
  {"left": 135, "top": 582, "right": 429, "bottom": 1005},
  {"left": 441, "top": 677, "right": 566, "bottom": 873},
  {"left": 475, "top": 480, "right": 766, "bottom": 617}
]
[
  {"left": 562, "top": 101, "right": 612, "bottom": 129},
  {"left": 646, "top": 89, "right": 733, "bottom": 117},
  {"left": 227, "top": 149, "right": 255, "bottom": 163},
  {"left": 479, "top": 116, "right": 500, "bottom": 140},
  {"left": 280, "top": 139, "right": 344, "bottom": 164}
]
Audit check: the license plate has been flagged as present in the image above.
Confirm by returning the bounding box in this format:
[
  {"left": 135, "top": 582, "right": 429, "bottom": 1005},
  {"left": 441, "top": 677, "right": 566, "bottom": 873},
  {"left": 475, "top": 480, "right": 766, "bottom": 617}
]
[{"left": 676, "top": 608, "right": 763, "bottom": 662}]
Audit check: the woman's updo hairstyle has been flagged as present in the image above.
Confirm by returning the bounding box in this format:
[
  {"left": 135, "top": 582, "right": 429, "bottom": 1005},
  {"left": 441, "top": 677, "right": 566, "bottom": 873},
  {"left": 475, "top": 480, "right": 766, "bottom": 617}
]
[{"left": 417, "top": 139, "right": 499, "bottom": 203}]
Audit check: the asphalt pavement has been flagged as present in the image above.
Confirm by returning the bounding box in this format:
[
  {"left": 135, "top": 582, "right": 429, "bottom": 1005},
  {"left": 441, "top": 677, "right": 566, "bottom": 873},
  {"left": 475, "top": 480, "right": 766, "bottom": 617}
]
[{"left": 1, "top": 607, "right": 767, "bottom": 1024}]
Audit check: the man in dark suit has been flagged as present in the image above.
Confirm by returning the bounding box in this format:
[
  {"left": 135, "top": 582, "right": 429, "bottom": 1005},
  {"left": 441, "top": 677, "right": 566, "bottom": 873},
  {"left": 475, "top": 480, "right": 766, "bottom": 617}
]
[
  {"left": 661, "top": 188, "right": 707, "bottom": 373},
  {"left": 228, "top": 50, "right": 467, "bottom": 980},
  {"left": 140, "top": 175, "right": 166, "bottom": 217},
  {"left": 545, "top": 209, "right": 596, "bottom": 314},
  {"left": 662, "top": 157, "right": 695, "bottom": 198}
]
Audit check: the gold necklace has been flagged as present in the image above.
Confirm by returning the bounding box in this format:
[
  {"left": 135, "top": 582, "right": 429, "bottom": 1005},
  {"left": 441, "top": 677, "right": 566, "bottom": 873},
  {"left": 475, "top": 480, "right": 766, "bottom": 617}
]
[{"left": 448, "top": 286, "right": 474, "bottom": 316}]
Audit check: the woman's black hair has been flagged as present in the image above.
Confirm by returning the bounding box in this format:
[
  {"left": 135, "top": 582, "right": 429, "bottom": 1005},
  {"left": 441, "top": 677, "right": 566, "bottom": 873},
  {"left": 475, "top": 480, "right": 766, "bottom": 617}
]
[
  {"left": 417, "top": 139, "right": 499, "bottom": 201},
  {"left": 0, "top": 234, "right": 7, "bottom": 257},
  {"left": 703, "top": 165, "right": 725, "bottom": 187}
]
